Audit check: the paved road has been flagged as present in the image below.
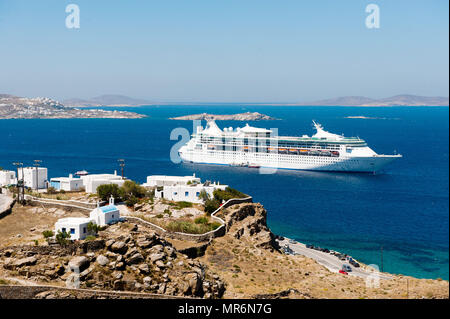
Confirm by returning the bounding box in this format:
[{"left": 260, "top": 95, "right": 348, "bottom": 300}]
[{"left": 277, "top": 238, "right": 392, "bottom": 281}]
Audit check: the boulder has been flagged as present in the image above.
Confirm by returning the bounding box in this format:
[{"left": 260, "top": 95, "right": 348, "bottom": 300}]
[
  {"left": 110, "top": 241, "right": 127, "bottom": 254},
  {"left": 96, "top": 255, "right": 109, "bottom": 266},
  {"left": 68, "top": 256, "right": 89, "bottom": 273},
  {"left": 149, "top": 253, "right": 165, "bottom": 263},
  {"left": 115, "top": 262, "right": 125, "bottom": 270},
  {"left": 155, "top": 260, "right": 165, "bottom": 269},
  {"left": 138, "top": 263, "right": 150, "bottom": 274},
  {"left": 13, "top": 256, "right": 37, "bottom": 268},
  {"left": 126, "top": 253, "right": 144, "bottom": 265}
]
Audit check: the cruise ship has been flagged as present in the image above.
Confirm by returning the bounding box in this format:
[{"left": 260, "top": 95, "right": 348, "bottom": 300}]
[{"left": 178, "top": 120, "right": 402, "bottom": 173}]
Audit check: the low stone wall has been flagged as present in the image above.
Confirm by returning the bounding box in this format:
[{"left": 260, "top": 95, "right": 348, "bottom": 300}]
[
  {"left": 24, "top": 195, "right": 95, "bottom": 212},
  {"left": 0, "top": 285, "right": 188, "bottom": 299},
  {"left": 127, "top": 196, "right": 253, "bottom": 243}
]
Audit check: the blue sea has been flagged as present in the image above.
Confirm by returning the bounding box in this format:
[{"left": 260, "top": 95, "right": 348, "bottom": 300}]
[{"left": 0, "top": 105, "right": 448, "bottom": 280}]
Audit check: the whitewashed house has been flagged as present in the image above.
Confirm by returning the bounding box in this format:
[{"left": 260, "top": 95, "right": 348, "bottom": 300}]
[
  {"left": 18, "top": 167, "right": 48, "bottom": 189},
  {"left": 89, "top": 196, "right": 121, "bottom": 226},
  {"left": 54, "top": 217, "right": 92, "bottom": 240},
  {"left": 0, "top": 170, "right": 16, "bottom": 187},
  {"left": 155, "top": 181, "right": 228, "bottom": 204},
  {"left": 49, "top": 174, "right": 83, "bottom": 191},
  {"left": 80, "top": 171, "right": 126, "bottom": 193},
  {"left": 143, "top": 174, "right": 200, "bottom": 187}
]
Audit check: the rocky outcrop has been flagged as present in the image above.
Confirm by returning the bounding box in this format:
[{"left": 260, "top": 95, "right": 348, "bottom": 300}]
[
  {"left": 170, "top": 112, "right": 277, "bottom": 121},
  {"left": 221, "top": 203, "right": 280, "bottom": 251},
  {"left": 0, "top": 222, "right": 226, "bottom": 299}
]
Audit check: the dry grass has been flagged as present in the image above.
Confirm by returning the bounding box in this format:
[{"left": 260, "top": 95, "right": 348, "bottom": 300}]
[{"left": 199, "top": 235, "right": 450, "bottom": 299}]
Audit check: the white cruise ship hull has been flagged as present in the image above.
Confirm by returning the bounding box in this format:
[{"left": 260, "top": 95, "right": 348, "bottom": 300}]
[{"left": 179, "top": 148, "right": 401, "bottom": 173}]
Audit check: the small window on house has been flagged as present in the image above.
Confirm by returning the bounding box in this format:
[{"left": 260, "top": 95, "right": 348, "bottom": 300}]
[
  {"left": 112, "top": 214, "right": 114, "bottom": 219},
  {"left": 62, "top": 228, "right": 66, "bottom": 233},
  {"left": 83, "top": 227, "right": 86, "bottom": 234},
  {"left": 185, "top": 192, "right": 189, "bottom": 197},
  {"left": 196, "top": 192, "right": 200, "bottom": 196},
  {"left": 174, "top": 192, "right": 177, "bottom": 195},
  {"left": 70, "top": 228, "right": 75, "bottom": 234}
]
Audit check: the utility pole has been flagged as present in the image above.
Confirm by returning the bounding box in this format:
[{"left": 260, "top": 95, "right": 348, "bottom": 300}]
[
  {"left": 118, "top": 159, "right": 125, "bottom": 179},
  {"left": 33, "top": 160, "right": 42, "bottom": 192},
  {"left": 406, "top": 278, "right": 409, "bottom": 299},
  {"left": 380, "top": 246, "right": 384, "bottom": 273},
  {"left": 13, "top": 162, "right": 23, "bottom": 202}
]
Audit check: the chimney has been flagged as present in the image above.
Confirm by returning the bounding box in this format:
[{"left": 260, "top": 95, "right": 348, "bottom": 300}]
[
  {"left": 69, "top": 174, "right": 73, "bottom": 179},
  {"left": 114, "top": 170, "right": 117, "bottom": 176}
]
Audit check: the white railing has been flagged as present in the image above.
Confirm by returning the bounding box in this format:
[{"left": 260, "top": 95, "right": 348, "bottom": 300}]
[{"left": 126, "top": 196, "right": 253, "bottom": 240}]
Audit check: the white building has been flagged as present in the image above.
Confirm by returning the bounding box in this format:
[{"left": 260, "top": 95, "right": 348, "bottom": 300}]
[
  {"left": 49, "top": 174, "right": 83, "bottom": 191},
  {"left": 54, "top": 217, "right": 92, "bottom": 240},
  {"left": 80, "top": 171, "right": 126, "bottom": 193},
  {"left": 0, "top": 170, "right": 16, "bottom": 187},
  {"left": 155, "top": 181, "right": 228, "bottom": 204},
  {"left": 89, "top": 196, "right": 121, "bottom": 226},
  {"left": 18, "top": 167, "right": 48, "bottom": 189},
  {"left": 143, "top": 174, "right": 200, "bottom": 187}
]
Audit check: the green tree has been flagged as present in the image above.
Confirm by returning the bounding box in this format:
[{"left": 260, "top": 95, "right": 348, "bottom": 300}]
[
  {"left": 97, "top": 184, "right": 123, "bottom": 201},
  {"left": 121, "top": 180, "right": 147, "bottom": 199},
  {"left": 55, "top": 230, "right": 71, "bottom": 246}
]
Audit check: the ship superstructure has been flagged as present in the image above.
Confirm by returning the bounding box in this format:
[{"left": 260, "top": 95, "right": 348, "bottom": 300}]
[{"left": 178, "top": 120, "right": 401, "bottom": 173}]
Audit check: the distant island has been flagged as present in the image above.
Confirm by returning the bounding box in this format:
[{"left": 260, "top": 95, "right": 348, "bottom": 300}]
[
  {"left": 0, "top": 94, "right": 146, "bottom": 119},
  {"left": 170, "top": 112, "right": 277, "bottom": 121},
  {"left": 291, "top": 94, "right": 449, "bottom": 107},
  {"left": 62, "top": 95, "right": 153, "bottom": 107},
  {"left": 61, "top": 94, "right": 449, "bottom": 107}
]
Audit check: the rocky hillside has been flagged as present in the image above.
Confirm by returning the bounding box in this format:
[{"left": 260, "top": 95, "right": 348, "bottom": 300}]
[
  {"left": 0, "top": 222, "right": 225, "bottom": 299},
  {"left": 200, "top": 203, "right": 449, "bottom": 299},
  {"left": 62, "top": 95, "right": 152, "bottom": 107},
  {"left": 0, "top": 94, "right": 146, "bottom": 119},
  {"left": 297, "top": 95, "right": 449, "bottom": 106}
]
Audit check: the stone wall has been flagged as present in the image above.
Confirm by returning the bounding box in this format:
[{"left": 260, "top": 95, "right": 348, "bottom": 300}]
[
  {"left": 24, "top": 195, "right": 96, "bottom": 212},
  {"left": 0, "top": 285, "right": 188, "bottom": 299},
  {"left": 0, "top": 195, "right": 15, "bottom": 219},
  {"left": 126, "top": 196, "right": 253, "bottom": 243}
]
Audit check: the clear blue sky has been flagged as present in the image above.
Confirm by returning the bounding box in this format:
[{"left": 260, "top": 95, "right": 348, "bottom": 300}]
[{"left": 0, "top": 0, "right": 448, "bottom": 102}]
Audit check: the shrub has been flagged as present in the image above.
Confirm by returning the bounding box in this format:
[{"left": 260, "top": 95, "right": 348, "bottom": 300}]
[
  {"left": 97, "top": 184, "right": 123, "bottom": 202},
  {"left": 125, "top": 195, "right": 139, "bottom": 207},
  {"left": 175, "top": 201, "right": 193, "bottom": 209},
  {"left": 42, "top": 230, "right": 54, "bottom": 239},
  {"left": 55, "top": 230, "right": 71, "bottom": 246},
  {"left": 47, "top": 187, "right": 57, "bottom": 195},
  {"left": 204, "top": 198, "right": 221, "bottom": 215},
  {"left": 121, "top": 180, "right": 147, "bottom": 199},
  {"left": 165, "top": 219, "right": 222, "bottom": 234},
  {"left": 87, "top": 222, "right": 101, "bottom": 234},
  {"left": 84, "top": 235, "right": 97, "bottom": 241},
  {"left": 213, "top": 187, "right": 247, "bottom": 202},
  {"left": 194, "top": 216, "right": 209, "bottom": 224}
]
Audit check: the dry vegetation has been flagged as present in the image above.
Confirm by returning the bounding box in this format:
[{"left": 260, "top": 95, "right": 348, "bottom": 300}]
[{"left": 200, "top": 235, "right": 449, "bottom": 299}]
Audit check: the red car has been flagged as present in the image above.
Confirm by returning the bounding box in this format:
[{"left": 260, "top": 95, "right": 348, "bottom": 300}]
[{"left": 339, "top": 269, "right": 348, "bottom": 275}]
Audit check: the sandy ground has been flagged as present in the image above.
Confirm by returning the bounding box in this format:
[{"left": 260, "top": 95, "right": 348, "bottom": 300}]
[{"left": 0, "top": 203, "right": 86, "bottom": 248}]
